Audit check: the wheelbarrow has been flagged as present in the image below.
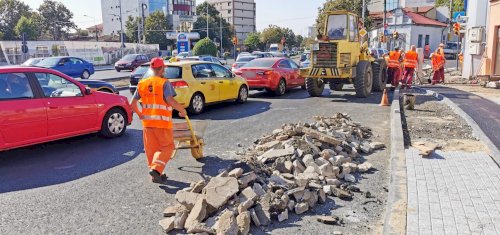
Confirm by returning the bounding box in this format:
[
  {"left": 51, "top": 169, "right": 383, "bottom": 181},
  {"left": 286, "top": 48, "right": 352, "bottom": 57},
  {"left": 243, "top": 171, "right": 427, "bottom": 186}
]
[{"left": 172, "top": 116, "right": 207, "bottom": 160}]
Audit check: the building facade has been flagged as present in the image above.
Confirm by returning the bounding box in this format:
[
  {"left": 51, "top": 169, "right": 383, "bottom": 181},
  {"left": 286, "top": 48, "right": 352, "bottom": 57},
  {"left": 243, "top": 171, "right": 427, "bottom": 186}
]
[
  {"left": 480, "top": 0, "right": 500, "bottom": 77},
  {"left": 101, "top": 0, "right": 196, "bottom": 37},
  {"left": 206, "top": 0, "right": 256, "bottom": 43},
  {"left": 368, "top": 0, "right": 436, "bottom": 12}
]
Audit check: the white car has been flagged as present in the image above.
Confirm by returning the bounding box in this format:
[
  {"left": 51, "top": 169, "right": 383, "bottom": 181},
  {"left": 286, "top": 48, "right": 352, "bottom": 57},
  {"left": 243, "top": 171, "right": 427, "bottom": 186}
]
[{"left": 231, "top": 56, "right": 257, "bottom": 73}]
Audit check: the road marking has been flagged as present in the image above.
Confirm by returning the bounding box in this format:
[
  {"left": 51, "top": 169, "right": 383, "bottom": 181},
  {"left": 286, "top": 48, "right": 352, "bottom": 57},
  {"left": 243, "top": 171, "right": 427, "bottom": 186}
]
[
  {"left": 54, "top": 164, "right": 76, "bottom": 170},
  {"left": 123, "top": 151, "right": 136, "bottom": 157},
  {"left": 273, "top": 107, "right": 297, "bottom": 111}
]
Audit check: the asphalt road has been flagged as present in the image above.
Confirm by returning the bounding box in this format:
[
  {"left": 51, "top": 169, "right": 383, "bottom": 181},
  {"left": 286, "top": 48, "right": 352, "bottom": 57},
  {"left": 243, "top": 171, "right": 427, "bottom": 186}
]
[{"left": 0, "top": 86, "right": 391, "bottom": 234}]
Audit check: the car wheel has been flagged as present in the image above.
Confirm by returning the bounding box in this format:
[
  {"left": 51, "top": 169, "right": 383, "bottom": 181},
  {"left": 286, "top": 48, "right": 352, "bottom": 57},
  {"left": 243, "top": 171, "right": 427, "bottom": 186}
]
[
  {"left": 100, "top": 108, "right": 127, "bottom": 138},
  {"left": 188, "top": 93, "right": 205, "bottom": 115},
  {"left": 275, "top": 79, "right": 286, "bottom": 96},
  {"left": 116, "top": 69, "right": 121, "bottom": 72},
  {"left": 236, "top": 85, "right": 248, "bottom": 103},
  {"left": 81, "top": 70, "right": 90, "bottom": 79}
]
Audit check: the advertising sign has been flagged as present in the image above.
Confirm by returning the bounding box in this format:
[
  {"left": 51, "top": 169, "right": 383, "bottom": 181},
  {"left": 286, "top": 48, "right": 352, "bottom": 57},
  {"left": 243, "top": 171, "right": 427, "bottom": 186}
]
[{"left": 177, "top": 41, "right": 189, "bottom": 53}]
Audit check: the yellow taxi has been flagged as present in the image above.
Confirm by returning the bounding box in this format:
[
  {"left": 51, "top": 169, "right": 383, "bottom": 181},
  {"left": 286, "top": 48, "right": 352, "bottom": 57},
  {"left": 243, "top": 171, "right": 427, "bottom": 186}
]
[{"left": 141, "top": 60, "right": 249, "bottom": 114}]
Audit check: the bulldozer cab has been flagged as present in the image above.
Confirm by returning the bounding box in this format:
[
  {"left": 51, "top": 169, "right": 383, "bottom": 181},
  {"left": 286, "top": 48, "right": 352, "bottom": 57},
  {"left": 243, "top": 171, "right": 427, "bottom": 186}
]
[{"left": 325, "top": 12, "right": 359, "bottom": 43}]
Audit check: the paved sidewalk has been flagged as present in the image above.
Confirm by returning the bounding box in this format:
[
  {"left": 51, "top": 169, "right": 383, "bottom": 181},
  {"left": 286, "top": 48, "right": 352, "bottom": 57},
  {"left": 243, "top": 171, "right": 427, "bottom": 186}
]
[
  {"left": 423, "top": 86, "right": 500, "bottom": 150},
  {"left": 406, "top": 148, "right": 500, "bottom": 235}
]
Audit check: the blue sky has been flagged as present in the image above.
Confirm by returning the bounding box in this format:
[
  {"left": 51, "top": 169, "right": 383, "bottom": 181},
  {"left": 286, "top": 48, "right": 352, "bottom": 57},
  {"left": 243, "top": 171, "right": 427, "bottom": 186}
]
[{"left": 21, "top": 0, "right": 325, "bottom": 36}]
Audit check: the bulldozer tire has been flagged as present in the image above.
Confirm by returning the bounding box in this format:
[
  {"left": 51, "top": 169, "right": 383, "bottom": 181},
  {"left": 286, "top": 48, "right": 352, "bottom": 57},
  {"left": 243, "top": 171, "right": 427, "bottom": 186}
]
[
  {"left": 306, "top": 78, "right": 325, "bottom": 97},
  {"left": 372, "top": 59, "right": 387, "bottom": 92},
  {"left": 329, "top": 82, "right": 344, "bottom": 91},
  {"left": 354, "top": 61, "right": 373, "bottom": 98}
]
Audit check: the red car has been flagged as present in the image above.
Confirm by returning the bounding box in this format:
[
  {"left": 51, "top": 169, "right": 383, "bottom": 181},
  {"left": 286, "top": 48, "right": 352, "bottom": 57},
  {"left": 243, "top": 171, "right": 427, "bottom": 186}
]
[
  {"left": 0, "top": 66, "right": 133, "bottom": 151},
  {"left": 114, "top": 54, "right": 149, "bottom": 72},
  {"left": 235, "top": 58, "right": 305, "bottom": 96}
]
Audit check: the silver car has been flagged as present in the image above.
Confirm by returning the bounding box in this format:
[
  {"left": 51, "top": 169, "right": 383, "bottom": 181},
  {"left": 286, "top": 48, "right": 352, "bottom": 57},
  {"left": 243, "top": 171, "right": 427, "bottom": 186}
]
[{"left": 232, "top": 56, "right": 257, "bottom": 73}]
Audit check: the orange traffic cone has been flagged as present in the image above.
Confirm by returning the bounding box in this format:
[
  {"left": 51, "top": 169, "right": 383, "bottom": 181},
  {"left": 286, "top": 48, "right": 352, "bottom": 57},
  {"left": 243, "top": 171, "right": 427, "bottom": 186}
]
[{"left": 379, "top": 88, "right": 390, "bottom": 106}]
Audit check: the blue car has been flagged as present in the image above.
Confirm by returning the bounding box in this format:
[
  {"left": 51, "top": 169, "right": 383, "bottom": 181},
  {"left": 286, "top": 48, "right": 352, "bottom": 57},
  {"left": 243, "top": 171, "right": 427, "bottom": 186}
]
[{"left": 36, "top": 56, "right": 95, "bottom": 79}]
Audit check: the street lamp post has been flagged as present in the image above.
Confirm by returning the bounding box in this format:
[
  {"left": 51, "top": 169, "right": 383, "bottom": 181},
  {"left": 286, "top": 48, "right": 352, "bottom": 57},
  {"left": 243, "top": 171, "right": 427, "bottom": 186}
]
[
  {"left": 83, "top": 15, "right": 98, "bottom": 41},
  {"left": 206, "top": 4, "right": 209, "bottom": 38}
]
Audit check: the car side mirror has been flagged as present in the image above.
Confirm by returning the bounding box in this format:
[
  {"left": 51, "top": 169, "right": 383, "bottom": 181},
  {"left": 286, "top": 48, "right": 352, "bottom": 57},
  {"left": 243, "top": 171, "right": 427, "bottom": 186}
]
[
  {"left": 58, "top": 62, "right": 65, "bottom": 66},
  {"left": 85, "top": 87, "right": 93, "bottom": 95}
]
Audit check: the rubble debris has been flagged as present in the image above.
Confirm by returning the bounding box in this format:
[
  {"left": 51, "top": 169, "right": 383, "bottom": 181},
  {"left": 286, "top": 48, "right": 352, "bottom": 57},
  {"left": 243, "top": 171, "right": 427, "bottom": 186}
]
[
  {"left": 159, "top": 114, "right": 382, "bottom": 234},
  {"left": 317, "top": 215, "right": 340, "bottom": 225},
  {"left": 413, "top": 141, "right": 439, "bottom": 157}
]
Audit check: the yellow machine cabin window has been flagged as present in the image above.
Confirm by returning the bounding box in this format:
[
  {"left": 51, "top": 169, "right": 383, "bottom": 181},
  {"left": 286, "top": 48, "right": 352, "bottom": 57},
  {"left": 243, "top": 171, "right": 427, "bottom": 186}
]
[{"left": 327, "top": 15, "right": 347, "bottom": 40}]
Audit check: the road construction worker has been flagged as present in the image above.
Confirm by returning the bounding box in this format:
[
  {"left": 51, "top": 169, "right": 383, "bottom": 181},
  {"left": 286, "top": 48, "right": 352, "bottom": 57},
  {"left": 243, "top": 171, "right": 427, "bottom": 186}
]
[
  {"left": 130, "top": 57, "right": 187, "bottom": 183},
  {"left": 387, "top": 47, "right": 402, "bottom": 91},
  {"left": 431, "top": 48, "right": 445, "bottom": 85},
  {"left": 402, "top": 45, "right": 419, "bottom": 89},
  {"left": 424, "top": 43, "right": 430, "bottom": 59}
]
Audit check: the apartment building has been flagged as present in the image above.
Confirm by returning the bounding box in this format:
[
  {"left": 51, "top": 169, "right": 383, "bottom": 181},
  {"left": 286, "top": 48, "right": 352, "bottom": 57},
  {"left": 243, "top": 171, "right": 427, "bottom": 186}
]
[{"left": 206, "top": 0, "right": 256, "bottom": 42}]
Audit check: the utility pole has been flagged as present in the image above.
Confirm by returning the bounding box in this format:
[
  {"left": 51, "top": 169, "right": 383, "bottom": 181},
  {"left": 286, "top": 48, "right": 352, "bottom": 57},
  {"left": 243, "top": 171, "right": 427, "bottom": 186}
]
[
  {"left": 119, "top": 0, "right": 125, "bottom": 56},
  {"left": 362, "top": 0, "right": 366, "bottom": 21},
  {"left": 206, "top": 4, "right": 209, "bottom": 38},
  {"left": 449, "top": 0, "right": 453, "bottom": 41},
  {"left": 142, "top": 3, "right": 147, "bottom": 44},
  {"left": 220, "top": 15, "right": 223, "bottom": 57},
  {"left": 137, "top": 0, "right": 141, "bottom": 44},
  {"left": 383, "top": 0, "right": 387, "bottom": 49}
]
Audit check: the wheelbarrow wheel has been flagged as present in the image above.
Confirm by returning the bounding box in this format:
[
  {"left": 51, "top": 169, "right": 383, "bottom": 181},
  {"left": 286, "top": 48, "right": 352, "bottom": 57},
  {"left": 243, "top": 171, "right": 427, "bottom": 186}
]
[{"left": 191, "top": 139, "right": 204, "bottom": 160}]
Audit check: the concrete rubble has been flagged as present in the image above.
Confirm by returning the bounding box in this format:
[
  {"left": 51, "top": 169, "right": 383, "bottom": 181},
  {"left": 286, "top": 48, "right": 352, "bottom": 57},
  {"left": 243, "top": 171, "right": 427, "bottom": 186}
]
[{"left": 159, "top": 113, "right": 383, "bottom": 234}]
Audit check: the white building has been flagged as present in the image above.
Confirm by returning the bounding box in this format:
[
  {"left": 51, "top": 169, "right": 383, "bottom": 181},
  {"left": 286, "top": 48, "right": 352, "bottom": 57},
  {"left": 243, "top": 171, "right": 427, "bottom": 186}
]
[
  {"left": 101, "top": 0, "right": 196, "bottom": 37},
  {"left": 307, "top": 26, "right": 317, "bottom": 39},
  {"left": 462, "top": 0, "right": 489, "bottom": 79},
  {"left": 369, "top": 8, "right": 447, "bottom": 52},
  {"left": 206, "top": 0, "right": 256, "bottom": 42}
]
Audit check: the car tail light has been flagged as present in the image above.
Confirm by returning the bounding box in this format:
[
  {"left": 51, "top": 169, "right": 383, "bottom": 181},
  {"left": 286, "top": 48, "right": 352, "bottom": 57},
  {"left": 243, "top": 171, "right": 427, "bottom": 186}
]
[
  {"left": 232, "top": 63, "right": 237, "bottom": 68},
  {"left": 257, "top": 70, "right": 273, "bottom": 75},
  {"left": 234, "top": 71, "right": 243, "bottom": 75},
  {"left": 171, "top": 81, "right": 189, "bottom": 88}
]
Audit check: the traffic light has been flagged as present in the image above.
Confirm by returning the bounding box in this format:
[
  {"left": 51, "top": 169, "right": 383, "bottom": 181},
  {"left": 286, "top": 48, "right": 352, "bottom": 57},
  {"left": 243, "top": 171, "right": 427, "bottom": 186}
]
[
  {"left": 232, "top": 36, "right": 238, "bottom": 45},
  {"left": 453, "top": 23, "right": 460, "bottom": 35},
  {"left": 392, "top": 31, "right": 399, "bottom": 40}
]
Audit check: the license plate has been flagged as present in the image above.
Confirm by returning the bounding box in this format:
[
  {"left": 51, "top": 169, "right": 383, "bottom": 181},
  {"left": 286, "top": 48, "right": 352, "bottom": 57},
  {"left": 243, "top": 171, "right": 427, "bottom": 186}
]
[{"left": 243, "top": 71, "right": 256, "bottom": 78}]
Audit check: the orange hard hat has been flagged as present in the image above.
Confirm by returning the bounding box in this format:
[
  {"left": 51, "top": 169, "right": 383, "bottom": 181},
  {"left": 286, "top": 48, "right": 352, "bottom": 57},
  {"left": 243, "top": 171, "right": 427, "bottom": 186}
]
[{"left": 150, "top": 57, "right": 164, "bottom": 69}]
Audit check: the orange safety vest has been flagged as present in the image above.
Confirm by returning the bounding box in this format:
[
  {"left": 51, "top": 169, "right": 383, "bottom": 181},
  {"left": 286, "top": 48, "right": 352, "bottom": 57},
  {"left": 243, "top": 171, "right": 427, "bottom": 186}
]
[
  {"left": 432, "top": 54, "right": 445, "bottom": 71},
  {"left": 138, "top": 76, "right": 173, "bottom": 129},
  {"left": 404, "top": 51, "right": 418, "bottom": 69},
  {"left": 387, "top": 51, "right": 401, "bottom": 68}
]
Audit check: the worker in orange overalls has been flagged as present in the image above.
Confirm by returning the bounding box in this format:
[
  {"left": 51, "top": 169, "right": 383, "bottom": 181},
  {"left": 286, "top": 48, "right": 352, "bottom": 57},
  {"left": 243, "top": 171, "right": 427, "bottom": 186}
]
[
  {"left": 131, "top": 57, "right": 187, "bottom": 183},
  {"left": 387, "top": 47, "right": 402, "bottom": 91},
  {"left": 402, "top": 45, "right": 419, "bottom": 89},
  {"left": 431, "top": 48, "right": 445, "bottom": 85}
]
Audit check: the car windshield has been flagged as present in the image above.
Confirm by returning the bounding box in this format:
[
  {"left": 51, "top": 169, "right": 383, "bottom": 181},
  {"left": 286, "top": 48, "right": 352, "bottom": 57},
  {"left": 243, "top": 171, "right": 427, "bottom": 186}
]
[
  {"left": 37, "top": 57, "right": 61, "bottom": 67},
  {"left": 446, "top": 43, "right": 458, "bottom": 49},
  {"left": 122, "top": 54, "right": 137, "bottom": 60},
  {"left": 133, "top": 66, "right": 150, "bottom": 75},
  {"left": 237, "top": 57, "right": 256, "bottom": 62},
  {"left": 142, "top": 66, "right": 182, "bottom": 79},
  {"left": 327, "top": 14, "right": 347, "bottom": 40},
  {"left": 242, "top": 59, "right": 276, "bottom": 68},
  {"left": 178, "top": 52, "right": 188, "bottom": 57}
]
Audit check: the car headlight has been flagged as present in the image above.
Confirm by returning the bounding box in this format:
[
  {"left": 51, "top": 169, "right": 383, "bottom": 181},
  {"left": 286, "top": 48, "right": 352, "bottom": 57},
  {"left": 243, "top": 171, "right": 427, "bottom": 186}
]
[{"left": 312, "top": 43, "right": 319, "bottom": 51}]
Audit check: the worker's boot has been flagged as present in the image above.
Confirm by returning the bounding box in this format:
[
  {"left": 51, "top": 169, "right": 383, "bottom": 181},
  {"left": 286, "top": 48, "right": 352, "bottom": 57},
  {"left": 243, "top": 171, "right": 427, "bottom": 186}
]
[{"left": 149, "top": 169, "right": 165, "bottom": 184}]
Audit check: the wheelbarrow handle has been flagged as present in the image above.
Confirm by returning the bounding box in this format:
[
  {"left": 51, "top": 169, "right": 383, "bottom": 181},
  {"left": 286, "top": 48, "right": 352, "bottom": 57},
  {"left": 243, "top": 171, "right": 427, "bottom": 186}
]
[{"left": 184, "top": 115, "right": 199, "bottom": 147}]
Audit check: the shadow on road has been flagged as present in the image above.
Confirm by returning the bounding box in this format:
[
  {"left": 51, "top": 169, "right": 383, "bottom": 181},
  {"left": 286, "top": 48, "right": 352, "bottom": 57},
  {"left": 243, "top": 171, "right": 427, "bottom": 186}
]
[
  {"left": 185, "top": 100, "right": 272, "bottom": 121},
  {"left": 250, "top": 88, "right": 310, "bottom": 100},
  {"left": 0, "top": 129, "right": 144, "bottom": 193}
]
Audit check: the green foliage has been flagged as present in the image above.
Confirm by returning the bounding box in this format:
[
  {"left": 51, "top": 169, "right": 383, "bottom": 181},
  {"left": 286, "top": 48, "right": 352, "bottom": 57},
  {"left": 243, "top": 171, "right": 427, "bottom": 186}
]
[
  {"left": 193, "top": 38, "right": 218, "bottom": 56},
  {"left": 301, "top": 37, "right": 316, "bottom": 49},
  {"left": 0, "top": 0, "right": 32, "bottom": 40},
  {"left": 260, "top": 25, "right": 296, "bottom": 49},
  {"left": 125, "top": 15, "right": 141, "bottom": 43},
  {"left": 316, "top": 0, "right": 372, "bottom": 36},
  {"left": 77, "top": 29, "right": 89, "bottom": 37},
  {"left": 295, "top": 35, "right": 304, "bottom": 48},
  {"left": 145, "top": 11, "right": 172, "bottom": 49},
  {"left": 436, "top": 0, "right": 464, "bottom": 13},
  {"left": 244, "top": 32, "right": 263, "bottom": 51},
  {"left": 192, "top": 2, "right": 234, "bottom": 50},
  {"left": 15, "top": 15, "right": 40, "bottom": 40},
  {"left": 38, "top": 0, "right": 76, "bottom": 40}
]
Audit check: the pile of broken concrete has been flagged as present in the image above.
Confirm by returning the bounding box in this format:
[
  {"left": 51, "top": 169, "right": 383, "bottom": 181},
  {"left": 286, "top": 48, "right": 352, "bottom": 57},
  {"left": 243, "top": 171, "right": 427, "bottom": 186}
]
[{"left": 159, "top": 113, "right": 384, "bottom": 234}]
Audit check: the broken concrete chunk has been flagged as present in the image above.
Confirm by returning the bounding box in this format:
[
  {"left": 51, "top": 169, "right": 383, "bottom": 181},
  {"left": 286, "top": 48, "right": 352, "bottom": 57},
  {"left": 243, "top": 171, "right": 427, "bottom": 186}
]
[
  {"left": 315, "top": 157, "right": 330, "bottom": 167},
  {"left": 249, "top": 208, "right": 260, "bottom": 226},
  {"left": 319, "top": 163, "right": 336, "bottom": 178},
  {"left": 276, "top": 134, "right": 290, "bottom": 141},
  {"left": 293, "top": 160, "right": 306, "bottom": 174},
  {"left": 278, "top": 209, "right": 289, "bottom": 222},
  {"left": 287, "top": 200, "right": 296, "bottom": 211},
  {"left": 239, "top": 187, "right": 258, "bottom": 203},
  {"left": 323, "top": 185, "right": 333, "bottom": 195},
  {"left": 344, "top": 173, "right": 356, "bottom": 183},
  {"left": 295, "top": 202, "right": 309, "bottom": 214},
  {"left": 203, "top": 177, "right": 239, "bottom": 211},
  {"left": 174, "top": 209, "right": 189, "bottom": 230},
  {"left": 236, "top": 211, "right": 251, "bottom": 235},
  {"left": 159, "top": 217, "right": 175, "bottom": 233},
  {"left": 329, "top": 155, "right": 345, "bottom": 166},
  {"left": 175, "top": 191, "right": 203, "bottom": 210},
  {"left": 190, "top": 180, "right": 207, "bottom": 193},
  {"left": 360, "top": 141, "right": 373, "bottom": 153},
  {"left": 272, "top": 129, "right": 283, "bottom": 134},
  {"left": 317, "top": 215, "right": 340, "bottom": 225},
  {"left": 163, "top": 204, "right": 186, "bottom": 217},
  {"left": 297, "top": 127, "right": 343, "bottom": 145},
  {"left": 320, "top": 149, "right": 336, "bottom": 160},
  {"left": 252, "top": 183, "right": 266, "bottom": 197},
  {"left": 269, "top": 174, "right": 292, "bottom": 186},
  {"left": 256, "top": 140, "right": 281, "bottom": 151},
  {"left": 238, "top": 172, "right": 257, "bottom": 188},
  {"left": 318, "top": 189, "right": 327, "bottom": 204},
  {"left": 307, "top": 190, "right": 318, "bottom": 208},
  {"left": 258, "top": 147, "right": 295, "bottom": 163},
  {"left": 237, "top": 199, "right": 255, "bottom": 214},
  {"left": 369, "top": 142, "right": 385, "bottom": 150},
  {"left": 186, "top": 222, "right": 214, "bottom": 234},
  {"left": 228, "top": 168, "right": 244, "bottom": 178},
  {"left": 326, "top": 179, "right": 342, "bottom": 187},
  {"left": 185, "top": 197, "right": 208, "bottom": 232},
  {"left": 358, "top": 162, "right": 373, "bottom": 173},
  {"left": 332, "top": 187, "right": 353, "bottom": 200},
  {"left": 216, "top": 211, "right": 238, "bottom": 235}
]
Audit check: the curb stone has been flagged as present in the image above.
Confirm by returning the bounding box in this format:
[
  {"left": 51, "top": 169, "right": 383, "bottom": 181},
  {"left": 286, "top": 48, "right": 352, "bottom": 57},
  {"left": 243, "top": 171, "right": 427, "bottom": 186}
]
[
  {"left": 383, "top": 88, "right": 408, "bottom": 235},
  {"left": 418, "top": 87, "right": 500, "bottom": 165}
]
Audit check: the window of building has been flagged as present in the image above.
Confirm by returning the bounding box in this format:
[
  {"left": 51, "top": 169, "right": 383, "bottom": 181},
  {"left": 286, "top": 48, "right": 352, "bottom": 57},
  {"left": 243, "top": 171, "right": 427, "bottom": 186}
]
[
  {"left": 425, "top": 35, "right": 430, "bottom": 45},
  {"left": 228, "top": 10, "right": 231, "bottom": 14},
  {"left": 403, "top": 16, "right": 409, "bottom": 23},
  {"left": 387, "top": 18, "right": 393, "bottom": 24},
  {"left": 418, "top": 35, "right": 423, "bottom": 48},
  {"left": 386, "top": 0, "right": 398, "bottom": 12}
]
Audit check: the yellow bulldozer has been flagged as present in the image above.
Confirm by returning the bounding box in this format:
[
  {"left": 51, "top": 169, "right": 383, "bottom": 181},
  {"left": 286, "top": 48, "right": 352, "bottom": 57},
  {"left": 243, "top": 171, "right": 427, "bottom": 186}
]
[{"left": 301, "top": 11, "right": 387, "bottom": 98}]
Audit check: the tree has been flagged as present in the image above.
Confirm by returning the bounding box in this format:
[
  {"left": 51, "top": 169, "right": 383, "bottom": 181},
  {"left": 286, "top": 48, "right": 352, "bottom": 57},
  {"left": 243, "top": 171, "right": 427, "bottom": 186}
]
[
  {"left": 193, "top": 38, "right": 218, "bottom": 56},
  {"left": 0, "top": 0, "right": 32, "bottom": 40},
  {"left": 295, "top": 35, "right": 304, "bottom": 48},
  {"left": 15, "top": 15, "right": 40, "bottom": 40},
  {"left": 38, "top": 0, "right": 76, "bottom": 40},
  {"left": 436, "top": 0, "right": 465, "bottom": 16},
  {"left": 301, "top": 36, "right": 316, "bottom": 49},
  {"left": 316, "top": 0, "right": 372, "bottom": 36},
  {"left": 145, "top": 11, "right": 172, "bottom": 49},
  {"left": 192, "top": 2, "right": 234, "bottom": 50},
  {"left": 125, "top": 15, "right": 140, "bottom": 43},
  {"left": 260, "top": 25, "right": 296, "bottom": 50},
  {"left": 244, "top": 32, "right": 262, "bottom": 51}
]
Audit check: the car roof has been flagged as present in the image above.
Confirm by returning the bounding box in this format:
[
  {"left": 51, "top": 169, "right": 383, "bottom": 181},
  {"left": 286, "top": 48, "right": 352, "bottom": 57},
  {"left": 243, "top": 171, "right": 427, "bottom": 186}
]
[{"left": 0, "top": 65, "right": 58, "bottom": 73}]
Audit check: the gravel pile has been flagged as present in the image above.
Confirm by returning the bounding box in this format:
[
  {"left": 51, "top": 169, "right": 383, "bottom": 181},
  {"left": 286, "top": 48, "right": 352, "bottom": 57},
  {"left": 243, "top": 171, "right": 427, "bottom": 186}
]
[{"left": 159, "top": 113, "right": 385, "bottom": 234}]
